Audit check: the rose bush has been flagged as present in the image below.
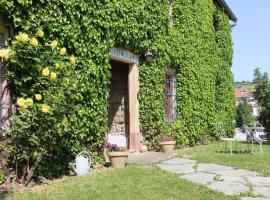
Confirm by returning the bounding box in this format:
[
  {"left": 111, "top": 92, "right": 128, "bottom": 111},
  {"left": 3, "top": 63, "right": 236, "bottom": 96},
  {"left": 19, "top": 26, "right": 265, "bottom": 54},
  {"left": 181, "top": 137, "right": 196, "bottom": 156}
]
[{"left": 5, "top": 29, "right": 83, "bottom": 183}]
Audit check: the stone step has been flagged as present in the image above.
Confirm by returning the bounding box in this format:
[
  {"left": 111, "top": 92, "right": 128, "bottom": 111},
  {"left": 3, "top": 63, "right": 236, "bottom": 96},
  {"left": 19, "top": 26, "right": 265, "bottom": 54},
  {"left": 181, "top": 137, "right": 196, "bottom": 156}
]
[{"left": 127, "top": 152, "right": 177, "bottom": 165}]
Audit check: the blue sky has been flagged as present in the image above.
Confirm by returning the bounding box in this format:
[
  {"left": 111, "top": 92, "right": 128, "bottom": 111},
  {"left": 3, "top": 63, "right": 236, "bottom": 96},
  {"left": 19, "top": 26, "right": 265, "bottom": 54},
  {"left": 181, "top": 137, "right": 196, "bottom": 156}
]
[{"left": 226, "top": 0, "right": 270, "bottom": 82}]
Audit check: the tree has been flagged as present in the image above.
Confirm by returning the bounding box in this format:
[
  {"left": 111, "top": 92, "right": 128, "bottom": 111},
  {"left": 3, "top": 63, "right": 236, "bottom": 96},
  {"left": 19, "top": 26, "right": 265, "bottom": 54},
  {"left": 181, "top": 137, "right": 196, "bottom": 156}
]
[
  {"left": 235, "top": 101, "right": 256, "bottom": 127},
  {"left": 253, "top": 68, "right": 270, "bottom": 134},
  {"left": 253, "top": 68, "right": 262, "bottom": 84},
  {"left": 253, "top": 68, "right": 269, "bottom": 103}
]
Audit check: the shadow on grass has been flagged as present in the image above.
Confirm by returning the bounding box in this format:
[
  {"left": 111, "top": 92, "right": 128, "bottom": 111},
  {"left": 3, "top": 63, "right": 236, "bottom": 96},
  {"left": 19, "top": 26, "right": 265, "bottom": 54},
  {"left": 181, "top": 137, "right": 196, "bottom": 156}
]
[{"left": 215, "top": 150, "right": 254, "bottom": 154}]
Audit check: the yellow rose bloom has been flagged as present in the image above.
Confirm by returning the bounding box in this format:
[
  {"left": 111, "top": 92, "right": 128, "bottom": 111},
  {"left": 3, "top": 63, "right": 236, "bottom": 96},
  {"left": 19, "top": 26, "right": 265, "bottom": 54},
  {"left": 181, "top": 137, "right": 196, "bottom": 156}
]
[
  {"left": 69, "top": 55, "right": 76, "bottom": 64},
  {"left": 42, "top": 67, "right": 50, "bottom": 76},
  {"left": 50, "top": 72, "right": 57, "bottom": 80},
  {"left": 15, "top": 35, "right": 20, "bottom": 41},
  {"left": 50, "top": 40, "right": 58, "bottom": 49},
  {"left": 35, "top": 94, "right": 42, "bottom": 101},
  {"left": 54, "top": 63, "right": 60, "bottom": 68},
  {"left": 36, "top": 29, "right": 44, "bottom": 37},
  {"left": 15, "top": 32, "right": 29, "bottom": 42},
  {"left": 17, "top": 98, "right": 26, "bottom": 107},
  {"left": 59, "top": 47, "right": 66, "bottom": 56},
  {"left": 0, "top": 49, "right": 10, "bottom": 60},
  {"left": 41, "top": 104, "right": 50, "bottom": 113},
  {"left": 25, "top": 98, "right": 34, "bottom": 107},
  {"left": 30, "top": 37, "right": 39, "bottom": 46}
]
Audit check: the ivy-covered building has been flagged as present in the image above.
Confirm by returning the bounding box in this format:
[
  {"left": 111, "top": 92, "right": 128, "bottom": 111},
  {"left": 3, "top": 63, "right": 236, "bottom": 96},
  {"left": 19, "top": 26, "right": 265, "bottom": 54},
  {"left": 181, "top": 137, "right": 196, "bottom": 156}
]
[{"left": 0, "top": 0, "right": 237, "bottom": 179}]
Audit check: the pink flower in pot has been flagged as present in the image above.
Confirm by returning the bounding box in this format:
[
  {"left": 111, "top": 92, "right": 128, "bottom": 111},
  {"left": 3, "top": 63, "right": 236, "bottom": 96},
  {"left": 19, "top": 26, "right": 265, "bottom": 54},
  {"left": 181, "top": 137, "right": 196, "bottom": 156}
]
[{"left": 106, "top": 143, "right": 128, "bottom": 169}]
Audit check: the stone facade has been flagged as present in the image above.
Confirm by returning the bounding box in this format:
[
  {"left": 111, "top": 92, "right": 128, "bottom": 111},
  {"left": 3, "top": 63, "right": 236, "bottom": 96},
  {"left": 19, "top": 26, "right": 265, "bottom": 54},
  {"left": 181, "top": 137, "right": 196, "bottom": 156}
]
[{"left": 108, "top": 60, "right": 129, "bottom": 138}]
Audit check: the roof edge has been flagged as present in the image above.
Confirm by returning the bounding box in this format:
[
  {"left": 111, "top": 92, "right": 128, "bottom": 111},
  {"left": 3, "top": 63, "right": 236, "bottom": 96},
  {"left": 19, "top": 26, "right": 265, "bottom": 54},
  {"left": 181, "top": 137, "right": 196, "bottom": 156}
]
[{"left": 215, "top": 0, "right": 238, "bottom": 22}]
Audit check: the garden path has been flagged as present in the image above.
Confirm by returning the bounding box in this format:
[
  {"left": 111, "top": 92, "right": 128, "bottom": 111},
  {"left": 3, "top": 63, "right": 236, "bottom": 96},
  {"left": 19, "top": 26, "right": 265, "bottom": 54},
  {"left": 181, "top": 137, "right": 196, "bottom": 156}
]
[{"left": 156, "top": 158, "right": 270, "bottom": 200}]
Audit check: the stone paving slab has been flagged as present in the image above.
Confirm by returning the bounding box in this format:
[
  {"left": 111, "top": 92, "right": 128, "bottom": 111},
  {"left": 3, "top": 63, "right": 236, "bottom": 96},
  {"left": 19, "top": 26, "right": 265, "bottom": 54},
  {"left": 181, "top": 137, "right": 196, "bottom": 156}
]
[
  {"left": 254, "top": 187, "right": 270, "bottom": 197},
  {"left": 219, "top": 175, "right": 246, "bottom": 183},
  {"left": 208, "top": 169, "right": 258, "bottom": 177},
  {"left": 127, "top": 152, "right": 177, "bottom": 165},
  {"left": 162, "top": 158, "right": 196, "bottom": 165},
  {"left": 247, "top": 177, "right": 270, "bottom": 187},
  {"left": 197, "top": 163, "right": 234, "bottom": 172},
  {"left": 180, "top": 172, "right": 216, "bottom": 185},
  {"left": 208, "top": 181, "right": 249, "bottom": 196},
  {"left": 155, "top": 157, "right": 270, "bottom": 199},
  {"left": 157, "top": 163, "right": 196, "bottom": 174}
]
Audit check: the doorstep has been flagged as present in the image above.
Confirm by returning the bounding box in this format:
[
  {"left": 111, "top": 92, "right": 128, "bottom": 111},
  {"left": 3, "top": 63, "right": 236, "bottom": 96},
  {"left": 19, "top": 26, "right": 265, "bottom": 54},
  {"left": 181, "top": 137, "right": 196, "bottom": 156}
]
[{"left": 127, "top": 151, "right": 177, "bottom": 165}]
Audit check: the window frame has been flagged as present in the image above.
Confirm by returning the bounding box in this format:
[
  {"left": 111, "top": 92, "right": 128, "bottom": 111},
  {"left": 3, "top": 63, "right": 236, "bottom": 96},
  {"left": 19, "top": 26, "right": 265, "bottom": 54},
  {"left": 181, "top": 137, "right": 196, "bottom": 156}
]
[{"left": 164, "top": 69, "right": 177, "bottom": 122}]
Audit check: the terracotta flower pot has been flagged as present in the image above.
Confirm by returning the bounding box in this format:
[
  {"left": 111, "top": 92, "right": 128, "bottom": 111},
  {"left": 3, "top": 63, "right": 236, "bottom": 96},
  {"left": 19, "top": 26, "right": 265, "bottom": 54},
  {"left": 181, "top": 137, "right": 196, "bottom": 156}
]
[
  {"left": 107, "top": 151, "right": 128, "bottom": 168},
  {"left": 159, "top": 141, "right": 176, "bottom": 153}
]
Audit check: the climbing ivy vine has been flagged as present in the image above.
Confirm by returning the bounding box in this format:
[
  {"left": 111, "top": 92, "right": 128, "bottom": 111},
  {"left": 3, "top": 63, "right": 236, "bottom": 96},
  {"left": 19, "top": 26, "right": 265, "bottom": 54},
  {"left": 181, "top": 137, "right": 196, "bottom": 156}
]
[{"left": 0, "top": 0, "right": 235, "bottom": 181}]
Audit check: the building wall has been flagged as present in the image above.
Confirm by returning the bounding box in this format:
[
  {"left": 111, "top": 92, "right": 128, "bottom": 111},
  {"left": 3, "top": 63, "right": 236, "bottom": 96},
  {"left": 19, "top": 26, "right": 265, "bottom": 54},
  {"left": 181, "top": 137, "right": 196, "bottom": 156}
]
[{"left": 0, "top": 0, "right": 236, "bottom": 175}]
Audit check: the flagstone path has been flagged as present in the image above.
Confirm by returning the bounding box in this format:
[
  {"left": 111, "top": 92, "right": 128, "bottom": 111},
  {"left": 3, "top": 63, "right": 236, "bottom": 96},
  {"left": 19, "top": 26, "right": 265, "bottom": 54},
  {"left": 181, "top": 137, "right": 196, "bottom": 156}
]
[{"left": 156, "top": 158, "right": 270, "bottom": 199}]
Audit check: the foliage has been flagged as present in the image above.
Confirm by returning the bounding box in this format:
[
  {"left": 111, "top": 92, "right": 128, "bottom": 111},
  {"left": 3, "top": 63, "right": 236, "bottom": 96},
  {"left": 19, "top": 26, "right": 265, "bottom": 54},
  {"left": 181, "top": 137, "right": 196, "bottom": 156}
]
[
  {"left": 235, "top": 101, "right": 256, "bottom": 127},
  {"left": 213, "top": 4, "right": 236, "bottom": 137},
  {"left": 0, "top": 170, "right": 6, "bottom": 185},
  {"left": 253, "top": 68, "right": 270, "bottom": 133},
  {"left": 140, "top": 1, "right": 235, "bottom": 149},
  {"left": 0, "top": 0, "right": 235, "bottom": 181}
]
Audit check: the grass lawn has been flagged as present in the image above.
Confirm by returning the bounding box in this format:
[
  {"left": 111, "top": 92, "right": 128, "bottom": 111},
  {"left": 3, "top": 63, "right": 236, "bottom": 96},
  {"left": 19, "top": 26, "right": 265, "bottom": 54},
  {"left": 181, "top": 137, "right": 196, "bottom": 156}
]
[
  {"left": 4, "top": 165, "right": 237, "bottom": 200},
  {"left": 180, "top": 143, "right": 270, "bottom": 176}
]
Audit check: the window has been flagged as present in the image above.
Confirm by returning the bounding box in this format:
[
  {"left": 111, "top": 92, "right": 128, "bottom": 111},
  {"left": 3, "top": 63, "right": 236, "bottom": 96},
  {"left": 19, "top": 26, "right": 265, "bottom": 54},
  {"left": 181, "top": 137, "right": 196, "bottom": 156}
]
[{"left": 164, "top": 69, "right": 177, "bottom": 122}]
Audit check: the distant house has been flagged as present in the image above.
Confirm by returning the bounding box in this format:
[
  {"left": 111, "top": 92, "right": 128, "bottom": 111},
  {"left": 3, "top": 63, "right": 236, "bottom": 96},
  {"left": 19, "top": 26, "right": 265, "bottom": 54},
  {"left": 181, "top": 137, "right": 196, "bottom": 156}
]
[{"left": 235, "top": 86, "right": 260, "bottom": 117}]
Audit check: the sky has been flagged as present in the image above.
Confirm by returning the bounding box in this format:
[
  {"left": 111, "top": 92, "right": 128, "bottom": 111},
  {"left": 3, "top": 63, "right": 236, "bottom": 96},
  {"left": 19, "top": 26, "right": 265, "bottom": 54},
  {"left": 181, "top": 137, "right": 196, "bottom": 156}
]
[{"left": 226, "top": 0, "right": 270, "bottom": 82}]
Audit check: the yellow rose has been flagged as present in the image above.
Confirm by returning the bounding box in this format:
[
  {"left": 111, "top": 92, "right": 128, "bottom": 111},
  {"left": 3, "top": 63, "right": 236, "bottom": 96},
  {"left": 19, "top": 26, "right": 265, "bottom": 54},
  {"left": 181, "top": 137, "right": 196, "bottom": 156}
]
[
  {"left": 54, "top": 63, "right": 60, "bottom": 68},
  {"left": 15, "top": 32, "right": 29, "bottom": 42},
  {"left": 25, "top": 98, "right": 33, "bottom": 107},
  {"left": 59, "top": 47, "right": 66, "bottom": 56},
  {"left": 30, "top": 37, "right": 39, "bottom": 46},
  {"left": 36, "top": 29, "right": 44, "bottom": 37},
  {"left": 0, "top": 49, "right": 10, "bottom": 60},
  {"left": 69, "top": 55, "right": 76, "bottom": 64},
  {"left": 42, "top": 67, "right": 50, "bottom": 76},
  {"left": 15, "top": 35, "right": 20, "bottom": 41},
  {"left": 41, "top": 104, "right": 50, "bottom": 113},
  {"left": 35, "top": 94, "right": 42, "bottom": 101},
  {"left": 50, "top": 72, "right": 57, "bottom": 80},
  {"left": 17, "top": 98, "right": 26, "bottom": 107},
  {"left": 50, "top": 40, "right": 58, "bottom": 49}
]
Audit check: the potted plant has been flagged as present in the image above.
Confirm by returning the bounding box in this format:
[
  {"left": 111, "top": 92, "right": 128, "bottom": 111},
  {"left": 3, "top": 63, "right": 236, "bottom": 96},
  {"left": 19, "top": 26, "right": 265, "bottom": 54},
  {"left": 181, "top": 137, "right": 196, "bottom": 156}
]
[
  {"left": 159, "top": 126, "right": 176, "bottom": 153},
  {"left": 159, "top": 136, "right": 176, "bottom": 153},
  {"left": 106, "top": 143, "right": 128, "bottom": 168}
]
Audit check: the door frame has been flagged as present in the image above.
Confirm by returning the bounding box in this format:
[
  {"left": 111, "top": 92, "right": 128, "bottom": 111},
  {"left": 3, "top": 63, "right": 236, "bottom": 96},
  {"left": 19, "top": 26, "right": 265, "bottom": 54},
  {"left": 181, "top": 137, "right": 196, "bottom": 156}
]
[{"left": 109, "top": 48, "right": 140, "bottom": 151}]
